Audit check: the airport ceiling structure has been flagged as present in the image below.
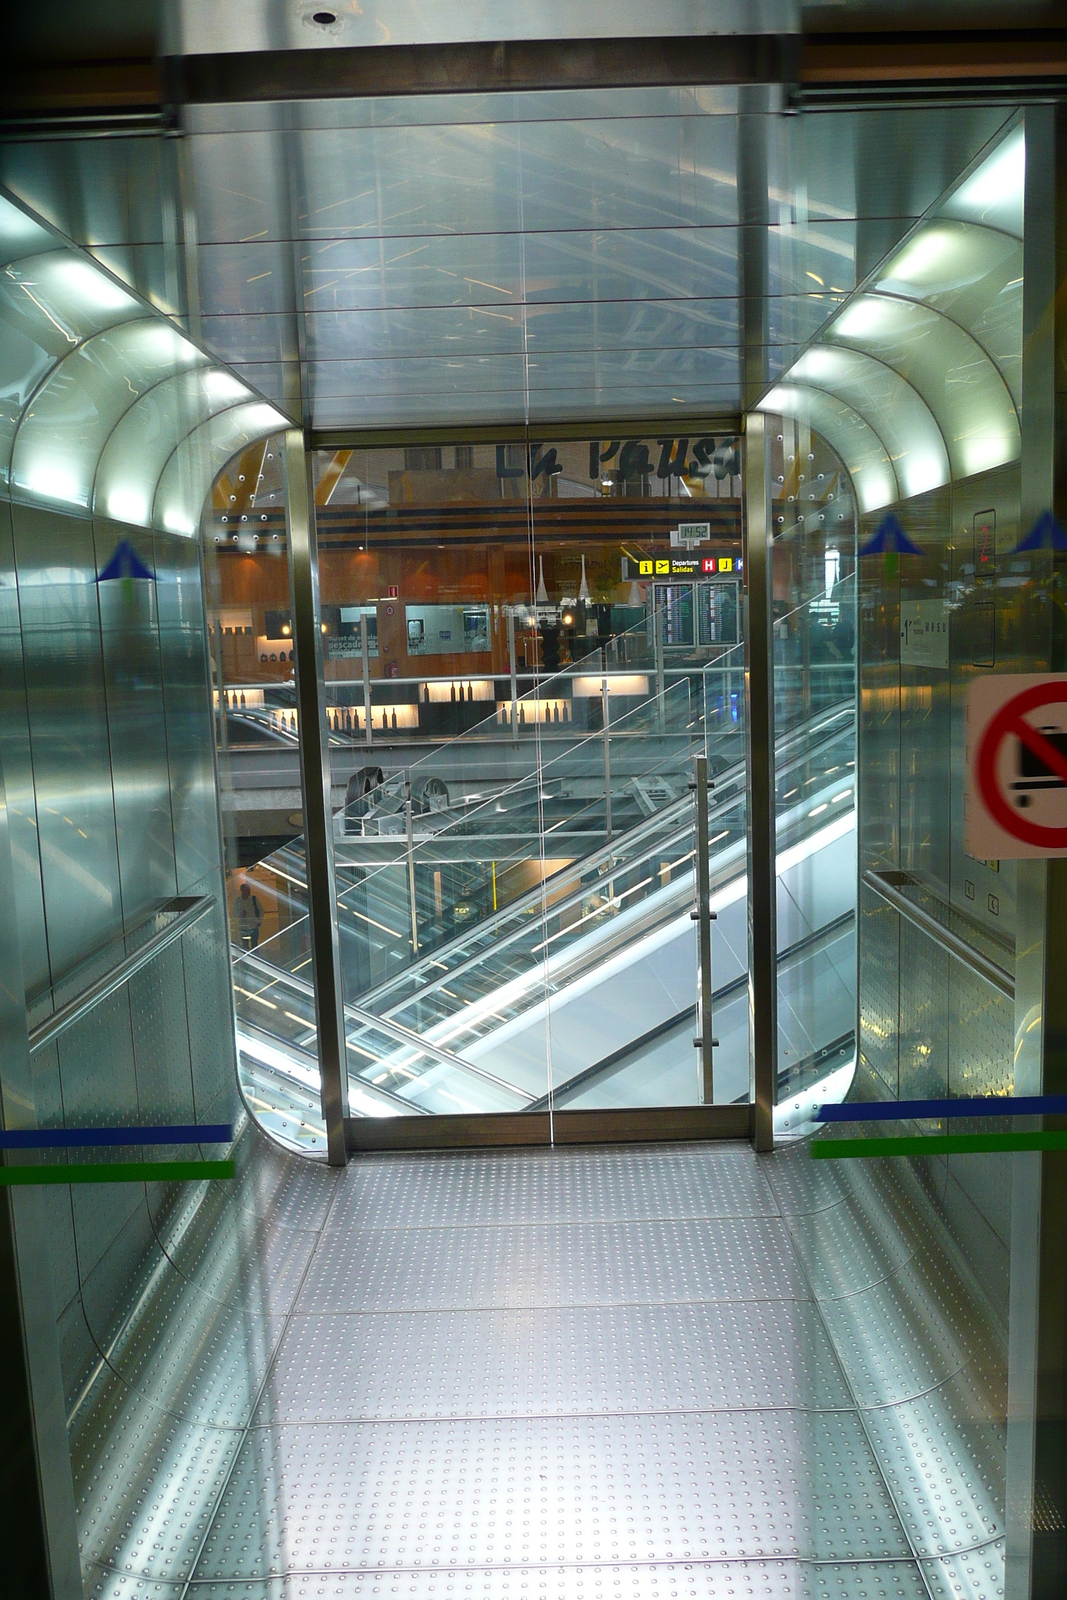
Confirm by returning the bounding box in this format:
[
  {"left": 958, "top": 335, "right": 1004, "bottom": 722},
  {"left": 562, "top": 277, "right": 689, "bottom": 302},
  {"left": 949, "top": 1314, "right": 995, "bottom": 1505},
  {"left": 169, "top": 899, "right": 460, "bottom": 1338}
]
[
  {"left": 0, "top": 189, "right": 289, "bottom": 534},
  {"left": 179, "top": 92, "right": 1014, "bottom": 438}
]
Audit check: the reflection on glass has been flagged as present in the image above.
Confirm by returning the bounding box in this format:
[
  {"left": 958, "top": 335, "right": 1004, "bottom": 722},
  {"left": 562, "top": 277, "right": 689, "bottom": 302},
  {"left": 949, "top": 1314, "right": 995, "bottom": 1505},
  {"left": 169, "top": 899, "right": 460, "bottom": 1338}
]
[
  {"left": 208, "top": 427, "right": 862, "bottom": 1126},
  {"left": 202, "top": 436, "right": 327, "bottom": 1153},
  {"left": 216, "top": 433, "right": 754, "bottom": 1125},
  {"left": 767, "top": 419, "right": 859, "bottom": 1137}
]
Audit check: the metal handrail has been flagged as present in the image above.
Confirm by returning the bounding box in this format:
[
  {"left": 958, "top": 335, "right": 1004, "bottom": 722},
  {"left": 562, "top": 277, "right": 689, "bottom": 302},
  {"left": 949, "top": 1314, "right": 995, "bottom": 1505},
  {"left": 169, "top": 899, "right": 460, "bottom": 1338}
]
[
  {"left": 370, "top": 702, "right": 854, "bottom": 1020},
  {"left": 862, "top": 870, "right": 1014, "bottom": 999},
  {"left": 29, "top": 896, "right": 216, "bottom": 1056},
  {"left": 234, "top": 948, "right": 529, "bottom": 1102}
]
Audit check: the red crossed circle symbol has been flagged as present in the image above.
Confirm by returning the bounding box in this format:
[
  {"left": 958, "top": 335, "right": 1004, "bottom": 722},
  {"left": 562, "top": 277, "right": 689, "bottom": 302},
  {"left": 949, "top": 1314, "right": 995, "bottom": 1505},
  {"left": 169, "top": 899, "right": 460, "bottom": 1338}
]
[{"left": 976, "top": 682, "right": 1067, "bottom": 849}]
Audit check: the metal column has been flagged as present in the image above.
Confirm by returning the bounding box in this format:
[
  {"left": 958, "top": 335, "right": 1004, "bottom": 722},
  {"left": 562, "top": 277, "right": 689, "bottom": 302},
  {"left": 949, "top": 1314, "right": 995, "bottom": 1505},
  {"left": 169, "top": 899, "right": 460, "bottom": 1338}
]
[
  {"left": 1005, "top": 102, "right": 1067, "bottom": 1600},
  {"left": 692, "top": 754, "right": 716, "bottom": 1104},
  {"left": 654, "top": 595, "right": 666, "bottom": 731},
  {"left": 742, "top": 411, "right": 777, "bottom": 1153},
  {"left": 508, "top": 607, "right": 518, "bottom": 743},
  {"left": 601, "top": 654, "right": 612, "bottom": 845},
  {"left": 360, "top": 609, "right": 373, "bottom": 748},
  {"left": 282, "top": 428, "right": 349, "bottom": 1165},
  {"left": 405, "top": 797, "right": 419, "bottom": 957}
]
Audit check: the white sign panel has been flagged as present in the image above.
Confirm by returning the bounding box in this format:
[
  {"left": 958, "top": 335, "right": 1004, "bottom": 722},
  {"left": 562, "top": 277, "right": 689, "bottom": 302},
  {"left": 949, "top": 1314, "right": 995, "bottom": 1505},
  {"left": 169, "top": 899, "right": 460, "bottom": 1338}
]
[
  {"left": 900, "top": 600, "right": 949, "bottom": 669},
  {"left": 966, "top": 673, "right": 1067, "bottom": 858}
]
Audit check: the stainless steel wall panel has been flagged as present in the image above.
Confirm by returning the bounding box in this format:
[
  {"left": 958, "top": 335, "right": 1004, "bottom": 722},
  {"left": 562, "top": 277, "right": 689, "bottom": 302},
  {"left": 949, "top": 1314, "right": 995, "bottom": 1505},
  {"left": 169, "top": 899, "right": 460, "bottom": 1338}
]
[
  {"left": 154, "top": 531, "right": 222, "bottom": 898},
  {"left": 898, "top": 917, "right": 949, "bottom": 1103},
  {"left": 39, "top": 1179, "right": 80, "bottom": 1317},
  {"left": 858, "top": 881, "right": 899, "bottom": 1097},
  {"left": 0, "top": 717, "right": 84, "bottom": 1596},
  {"left": 128, "top": 945, "right": 195, "bottom": 1128},
  {"left": 935, "top": 1167, "right": 1011, "bottom": 1333},
  {"left": 29, "top": 1035, "right": 64, "bottom": 1143},
  {"left": 861, "top": 1366, "right": 1005, "bottom": 1558},
  {"left": 857, "top": 526, "right": 900, "bottom": 880},
  {"left": 855, "top": 451, "right": 1027, "bottom": 1457},
  {"left": 70, "top": 1181, "right": 146, "bottom": 1318},
  {"left": 948, "top": 963, "right": 1014, "bottom": 1103},
  {"left": 56, "top": 990, "right": 142, "bottom": 1296},
  {"left": 12, "top": 503, "right": 124, "bottom": 983},
  {"left": 94, "top": 521, "right": 178, "bottom": 927},
  {"left": 0, "top": 502, "right": 50, "bottom": 1003},
  {"left": 942, "top": 946, "right": 1014, "bottom": 1294},
  {"left": 180, "top": 905, "right": 240, "bottom": 1128},
  {"left": 923, "top": 1543, "right": 1005, "bottom": 1600},
  {"left": 57, "top": 986, "right": 138, "bottom": 1132},
  {"left": 58, "top": 1297, "right": 99, "bottom": 1420},
  {"left": 78, "top": 1195, "right": 162, "bottom": 1358},
  {"left": 896, "top": 490, "right": 953, "bottom": 892},
  {"left": 70, "top": 1365, "right": 243, "bottom": 1587}
]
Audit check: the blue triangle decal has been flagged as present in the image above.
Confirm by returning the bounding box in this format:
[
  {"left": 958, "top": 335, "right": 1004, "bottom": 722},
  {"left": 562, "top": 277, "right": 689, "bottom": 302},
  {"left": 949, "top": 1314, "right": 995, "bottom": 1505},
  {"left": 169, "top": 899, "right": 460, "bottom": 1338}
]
[
  {"left": 858, "top": 513, "right": 922, "bottom": 557},
  {"left": 96, "top": 539, "right": 156, "bottom": 583},
  {"left": 1012, "top": 510, "right": 1067, "bottom": 553}
]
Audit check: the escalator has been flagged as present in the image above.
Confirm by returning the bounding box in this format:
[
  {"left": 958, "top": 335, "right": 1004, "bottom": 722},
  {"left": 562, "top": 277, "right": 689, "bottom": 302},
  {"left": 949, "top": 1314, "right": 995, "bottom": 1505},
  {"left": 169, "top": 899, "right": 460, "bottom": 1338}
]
[
  {"left": 238, "top": 671, "right": 714, "bottom": 997},
  {"left": 233, "top": 698, "right": 855, "bottom": 1148}
]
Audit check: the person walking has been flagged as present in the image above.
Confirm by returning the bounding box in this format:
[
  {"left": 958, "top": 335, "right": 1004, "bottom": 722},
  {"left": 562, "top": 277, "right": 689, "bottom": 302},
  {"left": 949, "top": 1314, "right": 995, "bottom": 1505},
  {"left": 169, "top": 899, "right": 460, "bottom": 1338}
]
[{"left": 235, "top": 879, "right": 263, "bottom": 950}]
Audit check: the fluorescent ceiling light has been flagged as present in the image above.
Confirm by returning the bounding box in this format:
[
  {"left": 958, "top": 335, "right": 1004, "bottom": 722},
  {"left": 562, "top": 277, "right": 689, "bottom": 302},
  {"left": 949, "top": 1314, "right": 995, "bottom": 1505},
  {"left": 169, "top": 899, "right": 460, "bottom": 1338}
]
[
  {"left": 832, "top": 296, "right": 903, "bottom": 342},
  {"left": 879, "top": 227, "right": 964, "bottom": 287},
  {"left": 19, "top": 459, "right": 84, "bottom": 507},
  {"left": 105, "top": 486, "right": 151, "bottom": 526},
  {"left": 954, "top": 128, "right": 1025, "bottom": 216},
  {"left": 52, "top": 258, "right": 137, "bottom": 314},
  {"left": 791, "top": 348, "right": 849, "bottom": 384},
  {"left": 904, "top": 453, "right": 949, "bottom": 497},
  {"left": 202, "top": 369, "right": 250, "bottom": 403},
  {"left": 136, "top": 323, "right": 203, "bottom": 366},
  {"left": 0, "top": 196, "right": 53, "bottom": 254}
]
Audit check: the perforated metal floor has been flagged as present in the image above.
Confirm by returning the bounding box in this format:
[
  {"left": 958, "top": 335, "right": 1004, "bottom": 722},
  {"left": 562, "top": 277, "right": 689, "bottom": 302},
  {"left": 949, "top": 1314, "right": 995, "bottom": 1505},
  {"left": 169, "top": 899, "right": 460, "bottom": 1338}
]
[{"left": 73, "top": 1134, "right": 1007, "bottom": 1599}]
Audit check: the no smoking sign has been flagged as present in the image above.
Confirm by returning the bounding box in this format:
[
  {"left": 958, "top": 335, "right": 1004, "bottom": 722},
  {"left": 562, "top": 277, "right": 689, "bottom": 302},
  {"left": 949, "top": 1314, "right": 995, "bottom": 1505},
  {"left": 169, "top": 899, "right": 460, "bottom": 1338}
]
[{"left": 967, "top": 674, "right": 1067, "bottom": 858}]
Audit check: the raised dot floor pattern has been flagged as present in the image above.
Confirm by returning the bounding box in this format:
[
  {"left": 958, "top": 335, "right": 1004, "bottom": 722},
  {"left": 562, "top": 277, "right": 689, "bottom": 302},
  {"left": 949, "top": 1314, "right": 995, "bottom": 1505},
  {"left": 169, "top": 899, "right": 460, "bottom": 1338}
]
[{"left": 71, "top": 1134, "right": 1007, "bottom": 1599}]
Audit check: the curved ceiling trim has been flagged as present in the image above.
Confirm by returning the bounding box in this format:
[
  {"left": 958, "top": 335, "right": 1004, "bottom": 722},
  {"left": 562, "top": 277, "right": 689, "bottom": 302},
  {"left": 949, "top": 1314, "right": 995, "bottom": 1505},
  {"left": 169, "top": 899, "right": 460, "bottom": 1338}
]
[
  {"left": 758, "top": 382, "right": 900, "bottom": 514},
  {"left": 92, "top": 368, "right": 261, "bottom": 528},
  {"left": 824, "top": 291, "right": 1020, "bottom": 482},
  {"left": 0, "top": 186, "right": 294, "bottom": 536},
  {"left": 151, "top": 400, "right": 291, "bottom": 537},
  {"left": 757, "top": 122, "right": 1024, "bottom": 503},
  {"left": 855, "top": 282, "right": 1022, "bottom": 417},
  {"left": 10, "top": 319, "right": 209, "bottom": 513},
  {"left": 788, "top": 343, "right": 950, "bottom": 499}
]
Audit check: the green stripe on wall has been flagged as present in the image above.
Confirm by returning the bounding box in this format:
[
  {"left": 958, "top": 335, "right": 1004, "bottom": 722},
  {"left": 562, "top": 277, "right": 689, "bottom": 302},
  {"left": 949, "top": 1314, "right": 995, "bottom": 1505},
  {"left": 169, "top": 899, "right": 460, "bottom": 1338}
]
[
  {"left": 0, "top": 1160, "right": 236, "bottom": 1186},
  {"left": 813, "top": 1132, "right": 1067, "bottom": 1160}
]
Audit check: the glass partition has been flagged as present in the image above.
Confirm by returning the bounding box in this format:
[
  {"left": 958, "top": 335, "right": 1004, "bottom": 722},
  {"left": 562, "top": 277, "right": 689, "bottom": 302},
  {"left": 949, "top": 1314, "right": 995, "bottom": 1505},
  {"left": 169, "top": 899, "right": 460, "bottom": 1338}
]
[
  {"left": 201, "top": 437, "right": 328, "bottom": 1152},
  {"left": 214, "top": 430, "right": 762, "bottom": 1132},
  {"left": 766, "top": 419, "right": 859, "bottom": 1127}
]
